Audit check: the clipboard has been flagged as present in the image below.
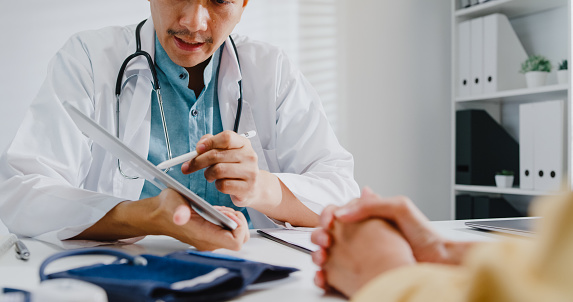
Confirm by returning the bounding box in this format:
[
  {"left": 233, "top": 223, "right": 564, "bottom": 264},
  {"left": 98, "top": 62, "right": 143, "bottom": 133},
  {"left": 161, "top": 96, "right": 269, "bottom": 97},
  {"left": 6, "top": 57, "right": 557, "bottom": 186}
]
[
  {"left": 257, "top": 228, "right": 319, "bottom": 254},
  {"left": 63, "top": 102, "right": 238, "bottom": 231}
]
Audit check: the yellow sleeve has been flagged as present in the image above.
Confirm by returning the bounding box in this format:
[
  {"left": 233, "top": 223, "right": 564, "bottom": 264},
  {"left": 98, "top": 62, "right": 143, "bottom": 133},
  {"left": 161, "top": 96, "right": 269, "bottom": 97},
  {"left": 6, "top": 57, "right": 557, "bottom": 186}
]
[
  {"left": 352, "top": 193, "right": 573, "bottom": 302},
  {"left": 351, "top": 263, "right": 468, "bottom": 302}
]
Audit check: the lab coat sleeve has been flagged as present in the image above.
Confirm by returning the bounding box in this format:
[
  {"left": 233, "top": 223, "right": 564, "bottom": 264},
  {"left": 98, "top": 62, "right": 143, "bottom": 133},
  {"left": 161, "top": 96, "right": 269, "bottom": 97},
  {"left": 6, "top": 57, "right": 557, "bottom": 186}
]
[
  {"left": 351, "top": 193, "right": 573, "bottom": 302},
  {"left": 271, "top": 51, "right": 360, "bottom": 214},
  {"left": 0, "top": 34, "right": 127, "bottom": 246}
]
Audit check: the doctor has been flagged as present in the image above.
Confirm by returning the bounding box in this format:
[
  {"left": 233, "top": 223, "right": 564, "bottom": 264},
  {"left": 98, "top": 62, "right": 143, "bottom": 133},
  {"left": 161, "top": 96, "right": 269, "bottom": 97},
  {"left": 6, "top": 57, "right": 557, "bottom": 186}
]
[{"left": 0, "top": 0, "right": 359, "bottom": 250}]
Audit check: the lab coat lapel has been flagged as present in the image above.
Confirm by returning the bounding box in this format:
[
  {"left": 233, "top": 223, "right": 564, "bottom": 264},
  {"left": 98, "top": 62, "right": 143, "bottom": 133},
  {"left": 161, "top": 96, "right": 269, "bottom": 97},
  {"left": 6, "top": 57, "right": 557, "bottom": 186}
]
[
  {"left": 218, "top": 37, "right": 269, "bottom": 172},
  {"left": 118, "top": 18, "right": 155, "bottom": 155},
  {"left": 113, "top": 18, "right": 155, "bottom": 198},
  {"left": 218, "top": 38, "right": 277, "bottom": 229}
]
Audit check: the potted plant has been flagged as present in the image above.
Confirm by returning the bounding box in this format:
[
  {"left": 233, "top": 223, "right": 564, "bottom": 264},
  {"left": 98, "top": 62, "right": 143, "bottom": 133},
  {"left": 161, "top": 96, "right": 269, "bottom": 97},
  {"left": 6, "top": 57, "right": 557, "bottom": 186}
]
[
  {"left": 520, "top": 55, "right": 552, "bottom": 88},
  {"left": 557, "top": 59, "right": 568, "bottom": 85},
  {"left": 495, "top": 170, "right": 514, "bottom": 188}
]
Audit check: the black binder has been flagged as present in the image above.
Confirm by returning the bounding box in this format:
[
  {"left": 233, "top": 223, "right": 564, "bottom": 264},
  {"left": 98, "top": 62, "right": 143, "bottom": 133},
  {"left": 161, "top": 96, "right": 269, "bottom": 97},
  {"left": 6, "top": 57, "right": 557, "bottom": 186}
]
[
  {"left": 455, "top": 194, "right": 473, "bottom": 220},
  {"left": 456, "top": 110, "right": 519, "bottom": 186},
  {"left": 472, "top": 196, "right": 522, "bottom": 219}
]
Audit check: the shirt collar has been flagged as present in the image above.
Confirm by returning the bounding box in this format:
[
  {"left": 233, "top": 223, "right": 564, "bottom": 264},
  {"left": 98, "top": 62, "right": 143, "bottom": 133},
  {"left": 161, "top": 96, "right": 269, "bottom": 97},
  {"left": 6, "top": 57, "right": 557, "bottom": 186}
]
[{"left": 154, "top": 36, "right": 221, "bottom": 89}]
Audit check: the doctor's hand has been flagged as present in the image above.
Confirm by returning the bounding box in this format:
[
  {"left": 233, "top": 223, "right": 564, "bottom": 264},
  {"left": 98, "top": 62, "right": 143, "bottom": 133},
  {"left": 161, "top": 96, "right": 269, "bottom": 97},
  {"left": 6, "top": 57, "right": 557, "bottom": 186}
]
[
  {"left": 312, "top": 218, "right": 416, "bottom": 298},
  {"left": 181, "top": 131, "right": 279, "bottom": 208},
  {"left": 150, "top": 189, "right": 249, "bottom": 251},
  {"left": 74, "top": 188, "right": 249, "bottom": 251},
  {"left": 313, "top": 187, "right": 474, "bottom": 266}
]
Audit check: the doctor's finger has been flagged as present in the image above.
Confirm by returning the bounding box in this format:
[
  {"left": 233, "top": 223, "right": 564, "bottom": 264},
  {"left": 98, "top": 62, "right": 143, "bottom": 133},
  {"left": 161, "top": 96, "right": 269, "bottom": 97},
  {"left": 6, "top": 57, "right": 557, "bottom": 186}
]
[
  {"left": 215, "top": 206, "right": 242, "bottom": 225},
  {"left": 216, "top": 206, "right": 249, "bottom": 236},
  {"left": 233, "top": 210, "right": 250, "bottom": 243},
  {"left": 204, "top": 130, "right": 251, "bottom": 152},
  {"left": 216, "top": 180, "right": 251, "bottom": 203},
  {"left": 190, "top": 148, "right": 254, "bottom": 172},
  {"left": 223, "top": 211, "right": 250, "bottom": 244},
  {"left": 204, "top": 162, "right": 257, "bottom": 183},
  {"left": 194, "top": 134, "right": 214, "bottom": 155}
]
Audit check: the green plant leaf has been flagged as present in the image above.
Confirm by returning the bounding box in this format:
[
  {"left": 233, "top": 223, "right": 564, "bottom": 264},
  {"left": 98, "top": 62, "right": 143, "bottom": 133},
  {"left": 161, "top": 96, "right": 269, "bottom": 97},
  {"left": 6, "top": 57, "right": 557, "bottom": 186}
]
[{"left": 520, "top": 55, "right": 552, "bottom": 73}]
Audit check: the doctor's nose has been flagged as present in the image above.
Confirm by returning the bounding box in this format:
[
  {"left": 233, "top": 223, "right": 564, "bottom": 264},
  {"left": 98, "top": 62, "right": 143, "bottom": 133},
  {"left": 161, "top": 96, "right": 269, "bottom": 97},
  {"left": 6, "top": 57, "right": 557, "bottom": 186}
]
[{"left": 180, "top": 4, "right": 209, "bottom": 33}]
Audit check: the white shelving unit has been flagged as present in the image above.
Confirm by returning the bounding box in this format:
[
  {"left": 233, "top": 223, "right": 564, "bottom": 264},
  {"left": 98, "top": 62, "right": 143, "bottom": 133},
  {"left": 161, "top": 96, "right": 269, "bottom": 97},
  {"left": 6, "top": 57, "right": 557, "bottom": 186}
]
[
  {"left": 454, "top": 185, "right": 559, "bottom": 196},
  {"left": 450, "top": 0, "right": 572, "bottom": 219},
  {"left": 456, "top": 83, "right": 568, "bottom": 103}
]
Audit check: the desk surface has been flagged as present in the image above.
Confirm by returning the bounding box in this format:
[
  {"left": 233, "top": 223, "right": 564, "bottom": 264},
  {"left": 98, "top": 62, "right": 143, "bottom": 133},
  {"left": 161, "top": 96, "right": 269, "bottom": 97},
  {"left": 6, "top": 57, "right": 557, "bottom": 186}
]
[{"left": 0, "top": 221, "right": 508, "bottom": 301}]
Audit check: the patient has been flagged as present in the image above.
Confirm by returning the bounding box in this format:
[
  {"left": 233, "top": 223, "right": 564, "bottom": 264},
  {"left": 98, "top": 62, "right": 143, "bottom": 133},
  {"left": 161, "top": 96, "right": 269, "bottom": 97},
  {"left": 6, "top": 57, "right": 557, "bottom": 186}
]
[{"left": 311, "top": 187, "right": 573, "bottom": 301}]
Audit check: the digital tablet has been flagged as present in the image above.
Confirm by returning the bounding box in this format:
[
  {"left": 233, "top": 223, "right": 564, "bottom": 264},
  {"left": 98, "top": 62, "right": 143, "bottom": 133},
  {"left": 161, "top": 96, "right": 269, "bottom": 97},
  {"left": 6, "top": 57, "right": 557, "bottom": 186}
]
[
  {"left": 465, "top": 217, "right": 539, "bottom": 237},
  {"left": 63, "top": 102, "right": 238, "bottom": 230}
]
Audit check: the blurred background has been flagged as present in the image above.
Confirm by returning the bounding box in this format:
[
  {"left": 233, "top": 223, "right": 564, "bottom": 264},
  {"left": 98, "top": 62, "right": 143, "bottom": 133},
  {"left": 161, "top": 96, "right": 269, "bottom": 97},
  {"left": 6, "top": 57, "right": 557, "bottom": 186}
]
[{"left": 0, "top": 0, "right": 452, "bottom": 220}]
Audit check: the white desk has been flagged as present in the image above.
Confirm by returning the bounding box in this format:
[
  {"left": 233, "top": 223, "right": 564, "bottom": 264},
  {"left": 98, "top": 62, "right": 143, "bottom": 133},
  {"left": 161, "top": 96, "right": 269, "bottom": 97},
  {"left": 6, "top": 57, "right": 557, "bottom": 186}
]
[{"left": 0, "top": 222, "right": 505, "bottom": 301}]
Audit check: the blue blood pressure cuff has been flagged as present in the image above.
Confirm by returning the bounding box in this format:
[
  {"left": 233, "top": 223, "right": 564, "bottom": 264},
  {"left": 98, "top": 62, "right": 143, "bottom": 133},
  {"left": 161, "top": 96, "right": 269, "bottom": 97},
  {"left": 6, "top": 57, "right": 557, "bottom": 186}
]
[
  {"left": 39, "top": 248, "right": 298, "bottom": 302},
  {"left": 1, "top": 288, "right": 31, "bottom": 302}
]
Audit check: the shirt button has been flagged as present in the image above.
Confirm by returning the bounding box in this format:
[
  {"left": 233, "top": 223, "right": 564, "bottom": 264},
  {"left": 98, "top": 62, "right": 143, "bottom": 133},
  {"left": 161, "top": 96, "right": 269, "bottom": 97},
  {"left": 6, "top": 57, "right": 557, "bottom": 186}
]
[
  {"left": 191, "top": 109, "right": 198, "bottom": 117},
  {"left": 179, "top": 73, "right": 187, "bottom": 80}
]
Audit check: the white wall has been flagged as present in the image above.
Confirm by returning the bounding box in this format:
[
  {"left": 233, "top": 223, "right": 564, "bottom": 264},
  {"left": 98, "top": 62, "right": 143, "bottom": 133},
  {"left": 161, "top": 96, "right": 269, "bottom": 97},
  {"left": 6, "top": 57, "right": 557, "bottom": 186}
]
[
  {"left": 0, "top": 1, "right": 150, "bottom": 153},
  {"left": 1, "top": 0, "right": 453, "bottom": 220},
  {"left": 339, "top": 0, "right": 452, "bottom": 220}
]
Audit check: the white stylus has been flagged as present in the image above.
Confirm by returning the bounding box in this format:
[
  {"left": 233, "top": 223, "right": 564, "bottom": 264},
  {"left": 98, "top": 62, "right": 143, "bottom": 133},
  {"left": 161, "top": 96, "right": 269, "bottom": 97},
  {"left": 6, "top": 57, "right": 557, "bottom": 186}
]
[{"left": 156, "top": 130, "right": 257, "bottom": 170}]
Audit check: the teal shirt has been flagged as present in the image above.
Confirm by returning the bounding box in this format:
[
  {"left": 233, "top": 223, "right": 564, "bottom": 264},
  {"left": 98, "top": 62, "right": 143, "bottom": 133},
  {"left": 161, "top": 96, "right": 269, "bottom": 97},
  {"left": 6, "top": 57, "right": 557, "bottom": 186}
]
[{"left": 140, "top": 37, "right": 251, "bottom": 224}]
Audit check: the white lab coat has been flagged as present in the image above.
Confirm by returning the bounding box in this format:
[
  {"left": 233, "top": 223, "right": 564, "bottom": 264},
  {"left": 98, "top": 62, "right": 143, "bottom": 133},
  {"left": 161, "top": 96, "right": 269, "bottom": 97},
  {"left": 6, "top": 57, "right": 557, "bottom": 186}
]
[{"left": 0, "top": 18, "right": 359, "bottom": 246}]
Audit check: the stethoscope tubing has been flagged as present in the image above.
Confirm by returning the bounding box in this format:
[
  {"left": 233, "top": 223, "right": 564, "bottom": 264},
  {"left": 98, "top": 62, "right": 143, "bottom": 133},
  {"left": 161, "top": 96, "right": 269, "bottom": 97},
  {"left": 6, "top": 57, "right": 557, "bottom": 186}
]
[{"left": 114, "top": 19, "right": 243, "bottom": 179}]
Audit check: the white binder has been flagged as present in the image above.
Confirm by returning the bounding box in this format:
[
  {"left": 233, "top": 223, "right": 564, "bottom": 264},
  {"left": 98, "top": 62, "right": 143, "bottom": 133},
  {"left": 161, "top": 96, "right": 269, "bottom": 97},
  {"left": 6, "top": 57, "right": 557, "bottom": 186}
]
[
  {"left": 519, "top": 103, "right": 534, "bottom": 190},
  {"left": 483, "top": 14, "right": 528, "bottom": 94},
  {"left": 457, "top": 20, "right": 471, "bottom": 97},
  {"left": 533, "top": 100, "right": 564, "bottom": 192},
  {"left": 520, "top": 100, "right": 565, "bottom": 192},
  {"left": 470, "top": 17, "right": 484, "bottom": 95}
]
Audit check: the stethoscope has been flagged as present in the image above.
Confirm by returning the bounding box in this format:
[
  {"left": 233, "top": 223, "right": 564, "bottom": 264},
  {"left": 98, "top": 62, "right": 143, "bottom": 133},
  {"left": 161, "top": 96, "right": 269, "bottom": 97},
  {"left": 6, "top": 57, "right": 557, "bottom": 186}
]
[{"left": 115, "top": 19, "right": 243, "bottom": 179}]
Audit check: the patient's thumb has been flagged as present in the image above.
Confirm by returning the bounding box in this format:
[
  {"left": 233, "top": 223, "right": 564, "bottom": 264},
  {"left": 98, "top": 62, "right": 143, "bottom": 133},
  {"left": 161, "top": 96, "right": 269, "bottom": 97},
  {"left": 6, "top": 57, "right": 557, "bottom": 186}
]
[{"left": 361, "top": 186, "right": 376, "bottom": 198}]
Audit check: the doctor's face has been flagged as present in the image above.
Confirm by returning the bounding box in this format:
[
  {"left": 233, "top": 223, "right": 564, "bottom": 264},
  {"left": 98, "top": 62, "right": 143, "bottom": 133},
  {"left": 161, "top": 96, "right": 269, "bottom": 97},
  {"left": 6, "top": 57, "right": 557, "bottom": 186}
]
[{"left": 150, "top": 0, "right": 248, "bottom": 68}]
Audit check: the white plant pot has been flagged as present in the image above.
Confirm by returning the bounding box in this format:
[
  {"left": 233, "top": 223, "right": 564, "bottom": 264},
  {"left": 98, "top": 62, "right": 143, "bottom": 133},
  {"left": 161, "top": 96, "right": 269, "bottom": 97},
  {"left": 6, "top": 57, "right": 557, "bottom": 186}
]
[
  {"left": 557, "top": 70, "right": 568, "bottom": 85},
  {"left": 525, "top": 71, "right": 549, "bottom": 88},
  {"left": 495, "top": 175, "right": 514, "bottom": 188}
]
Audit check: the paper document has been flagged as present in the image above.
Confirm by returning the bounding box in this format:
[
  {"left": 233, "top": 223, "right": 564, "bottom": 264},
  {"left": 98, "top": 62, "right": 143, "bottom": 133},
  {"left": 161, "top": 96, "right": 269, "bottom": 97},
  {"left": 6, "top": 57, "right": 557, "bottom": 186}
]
[{"left": 257, "top": 228, "right": 319, "bottom": 254}]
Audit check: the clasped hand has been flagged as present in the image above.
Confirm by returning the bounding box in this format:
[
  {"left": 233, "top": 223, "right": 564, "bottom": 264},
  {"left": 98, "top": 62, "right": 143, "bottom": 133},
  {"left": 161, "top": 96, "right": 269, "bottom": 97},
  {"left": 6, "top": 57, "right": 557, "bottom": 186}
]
[{"left": 311, "top": 187, "right": 474, "bottom": 298}]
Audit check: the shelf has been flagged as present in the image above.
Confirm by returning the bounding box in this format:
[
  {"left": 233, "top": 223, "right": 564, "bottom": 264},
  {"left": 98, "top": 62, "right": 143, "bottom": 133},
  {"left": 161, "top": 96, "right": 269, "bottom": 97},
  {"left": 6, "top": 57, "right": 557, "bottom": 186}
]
[
  {"left": 454, "top": 185, "right": 559, "bottom": 196},
  {"left": 455, "top": 84, "right": 569, "bottom": 103},
  {"left": 455, "top": 0, "right": 567, "bottom": 20}
]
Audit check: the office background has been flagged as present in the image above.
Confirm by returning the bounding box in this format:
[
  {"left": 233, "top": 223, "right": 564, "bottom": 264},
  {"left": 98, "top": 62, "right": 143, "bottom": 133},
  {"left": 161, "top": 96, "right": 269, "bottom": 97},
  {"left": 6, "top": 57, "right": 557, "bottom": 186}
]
[{"left": 0, "top": 0, "right": 452, "bottom": 220}]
